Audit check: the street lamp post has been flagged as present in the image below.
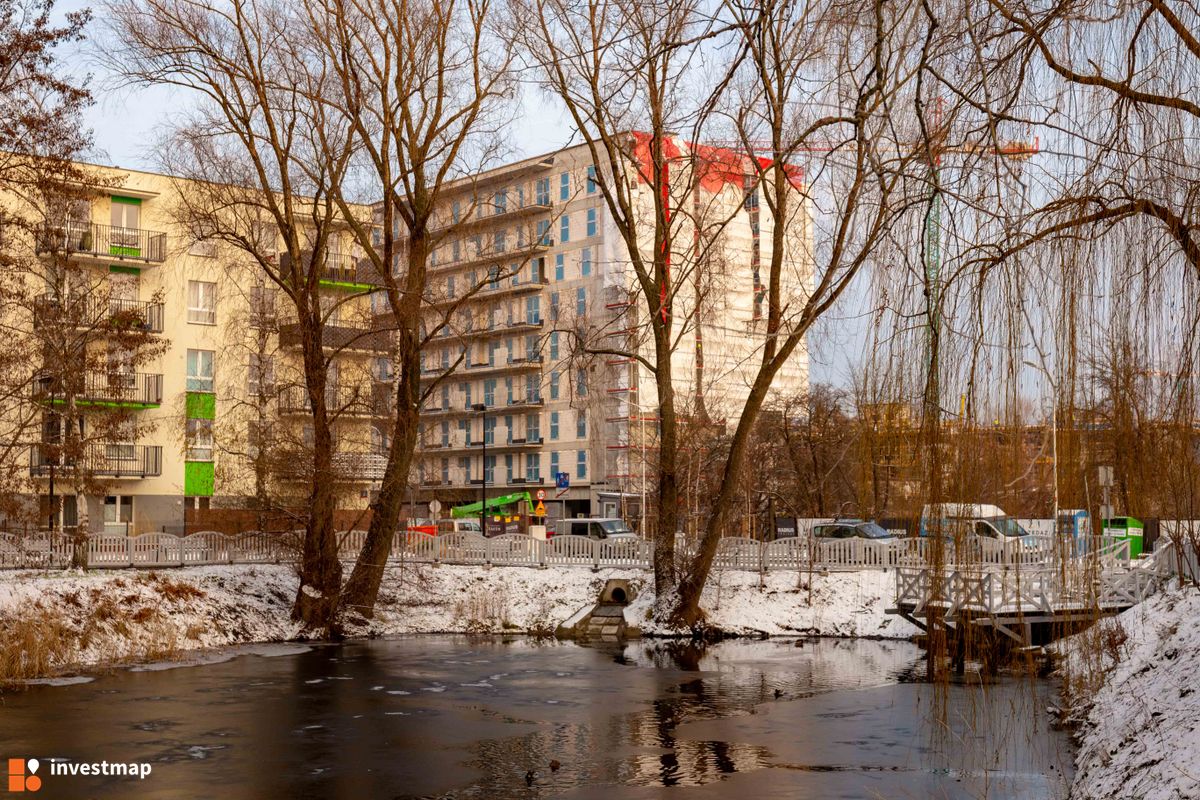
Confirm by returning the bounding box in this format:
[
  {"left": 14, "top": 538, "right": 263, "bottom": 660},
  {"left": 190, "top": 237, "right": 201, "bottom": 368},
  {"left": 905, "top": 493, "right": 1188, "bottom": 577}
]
[{"left": 472, "top": 403, "right": 487, "bottom": 536}]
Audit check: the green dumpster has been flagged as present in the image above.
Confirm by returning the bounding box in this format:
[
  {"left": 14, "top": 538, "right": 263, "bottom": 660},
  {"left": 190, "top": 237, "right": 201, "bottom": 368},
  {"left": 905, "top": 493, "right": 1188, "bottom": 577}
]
[{"left": 1103, "top": 516, "right": 1144, "bottom": 558}]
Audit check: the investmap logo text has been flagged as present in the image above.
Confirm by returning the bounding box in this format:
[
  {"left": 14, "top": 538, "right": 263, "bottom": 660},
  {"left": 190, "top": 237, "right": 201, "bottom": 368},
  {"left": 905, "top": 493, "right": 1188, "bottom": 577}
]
[{"left": 7, "top": 757, "right": 153, "bottom": 792}]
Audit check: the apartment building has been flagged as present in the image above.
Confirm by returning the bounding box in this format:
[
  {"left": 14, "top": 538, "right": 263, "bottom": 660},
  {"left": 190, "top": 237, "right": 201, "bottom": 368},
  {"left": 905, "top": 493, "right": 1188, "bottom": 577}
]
[
  {"left": 6, "top": 163, "right": 381, "bottom": 535},
  {"left": 411, "top": 139, "right": 812, "bottom": 524}
]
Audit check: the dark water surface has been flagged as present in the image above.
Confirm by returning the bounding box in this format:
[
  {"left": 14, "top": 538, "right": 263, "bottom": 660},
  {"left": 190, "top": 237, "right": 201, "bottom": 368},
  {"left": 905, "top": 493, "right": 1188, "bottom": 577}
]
[{"left": 0, "top": 637, "right": 1074, "bottom": 799}]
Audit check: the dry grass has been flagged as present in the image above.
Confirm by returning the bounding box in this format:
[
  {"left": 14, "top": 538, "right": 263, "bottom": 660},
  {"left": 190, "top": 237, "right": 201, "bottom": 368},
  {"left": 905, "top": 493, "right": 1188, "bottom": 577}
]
[
  {"left": 153, "top": 576, "right": 206, "bottom": 602},
  {"left": 0, "top": 609, "right": 76, "bottom": 683},
  {"left": 452, "top": 586, "right": 512, "bottom": 632}
]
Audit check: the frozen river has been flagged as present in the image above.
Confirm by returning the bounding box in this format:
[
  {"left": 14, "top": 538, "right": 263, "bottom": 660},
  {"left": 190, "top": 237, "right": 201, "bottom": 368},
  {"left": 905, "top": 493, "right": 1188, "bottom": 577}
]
[{"left": 0, "top": 637, "right": 1074, "bottom": 798}]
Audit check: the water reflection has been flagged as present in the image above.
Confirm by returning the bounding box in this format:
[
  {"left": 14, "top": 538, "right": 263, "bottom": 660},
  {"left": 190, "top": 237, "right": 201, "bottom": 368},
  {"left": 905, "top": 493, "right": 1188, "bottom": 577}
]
[{"left": 0, "top": 637, "right": 1071, "bottom": 799}]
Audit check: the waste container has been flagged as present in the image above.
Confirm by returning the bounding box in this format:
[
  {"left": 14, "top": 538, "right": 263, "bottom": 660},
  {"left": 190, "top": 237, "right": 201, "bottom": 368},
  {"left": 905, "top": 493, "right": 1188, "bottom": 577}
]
[{"left": 1103, "top": 516, "right": 1144, "bottom": 558}]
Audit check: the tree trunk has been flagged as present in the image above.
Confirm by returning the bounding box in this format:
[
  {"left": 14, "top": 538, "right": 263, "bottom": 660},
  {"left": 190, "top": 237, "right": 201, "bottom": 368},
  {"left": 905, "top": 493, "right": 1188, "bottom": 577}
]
[
  {"left": 291, "top": 332, "right": 343, "bottom": 635},
  {"left": 651, "top": 322, "right": 680, "bottom": 612},
  {"left": 340, "top": 345, "right": 420, "bottom": 617}
]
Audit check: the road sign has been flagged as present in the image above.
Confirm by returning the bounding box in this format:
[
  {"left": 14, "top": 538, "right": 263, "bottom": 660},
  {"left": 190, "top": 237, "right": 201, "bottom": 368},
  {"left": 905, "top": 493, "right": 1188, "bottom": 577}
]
[
  {"left": 536, "top": 489, "right": 547, "bottom": 501},
  {"left": 428, "top": 499, "right": 442, "bottom": 516},
  {"left": 533, "top": 501, "right": 547, "bottom": 516},
  {"left": 555, "top": 472, "right": 569, "bottom": 489}
]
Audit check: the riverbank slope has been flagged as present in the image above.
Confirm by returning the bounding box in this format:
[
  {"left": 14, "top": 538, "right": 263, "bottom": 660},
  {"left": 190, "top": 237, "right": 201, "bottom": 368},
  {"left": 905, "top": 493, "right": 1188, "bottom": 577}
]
[
  {"left": 0, "top": 563, "right": 916, "bottom": 680},
  {"left": 1060, "top": 585, "right": 1200, "bottom": 800}
]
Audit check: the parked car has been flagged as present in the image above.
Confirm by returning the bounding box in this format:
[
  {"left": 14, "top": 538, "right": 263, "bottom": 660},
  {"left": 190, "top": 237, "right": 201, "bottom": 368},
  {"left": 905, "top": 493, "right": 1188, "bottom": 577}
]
[
  {"left": 435, "top": 519, "right": 483, "bottom": 535},
  {"left": 920, "top": 503, "right": 1033, "bottom": 541},
  {"left": 812, "top": 519, "right": 895, "bottom": 540},
  {"left": 551, "top": 518, "right": 637, "bottom": 540}
]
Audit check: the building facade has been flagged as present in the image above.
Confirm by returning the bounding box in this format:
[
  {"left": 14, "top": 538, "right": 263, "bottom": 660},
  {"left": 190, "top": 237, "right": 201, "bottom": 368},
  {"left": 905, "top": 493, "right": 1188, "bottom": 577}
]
[{"left": 409, "top": 140, "right": 812, "bottom": 526}]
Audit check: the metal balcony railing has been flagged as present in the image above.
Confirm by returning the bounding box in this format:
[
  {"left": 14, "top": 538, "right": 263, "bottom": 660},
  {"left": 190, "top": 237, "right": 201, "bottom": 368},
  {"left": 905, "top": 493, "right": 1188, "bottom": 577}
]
[
  {"left": 34, "top": 294, "right": 165, "bottom": 334},
  {"left": 30, "top": 443, "right": 163, "bottom": 478},
  {"left": 278, "top": 320, "right": 391, "bottom": 352},
  {"left": 34, "top": 372, "right": 163, "bottom": 407},
  {"left": 37, "top": 222, "right": 167, "bottom": 263}
]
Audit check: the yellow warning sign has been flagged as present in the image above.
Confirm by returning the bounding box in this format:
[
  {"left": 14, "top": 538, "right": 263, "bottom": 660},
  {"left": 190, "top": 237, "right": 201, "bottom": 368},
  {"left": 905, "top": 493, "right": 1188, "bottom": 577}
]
[{"left": 533, "top": 501, "right": 547, "bottom": 516}]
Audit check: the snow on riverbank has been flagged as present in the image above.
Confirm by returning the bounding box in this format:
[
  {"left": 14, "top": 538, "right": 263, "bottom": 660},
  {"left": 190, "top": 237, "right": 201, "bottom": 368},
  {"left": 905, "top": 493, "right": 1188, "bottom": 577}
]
[
  {"left": 0, "top": 562, "right": 916, "bottom": 679},
  {"left": 1059, "top": 586, "right": 1200, "bottom": 800}
]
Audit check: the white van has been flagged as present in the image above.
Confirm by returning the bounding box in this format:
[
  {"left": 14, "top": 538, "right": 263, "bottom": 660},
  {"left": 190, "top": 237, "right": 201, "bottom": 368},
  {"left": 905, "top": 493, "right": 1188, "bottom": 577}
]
[
  {"left": 920, "top": 503, "right": 1032, "bottom": 540},
  {"left": 551, "top": 518, "right": 636, "bottom": 540}
]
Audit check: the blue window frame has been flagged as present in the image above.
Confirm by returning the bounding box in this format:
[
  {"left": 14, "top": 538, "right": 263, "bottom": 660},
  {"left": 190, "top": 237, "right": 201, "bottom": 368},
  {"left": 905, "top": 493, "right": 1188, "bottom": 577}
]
[
  {"left": 586, "top": 165, "right": 596, "bottom": 194},
  {"left": 484, "top": 454, "right": 495, "bottom": 483},
  {"left": 504, "top": 415, "right": 514, "bottom": 443},
  {"left": 536, "top": 178, "right": 550, "bottom": 205},
  {"left": 527, "top": 413, "right": 540, "bottom": 441},
  {"left": 555, "top": 253, "right": 564, "bottom": 280},
  {"left": 526, "top": 454, "right": 540, "bottom": 481},
  {"left": 550, "top": 451, "right": 559, "bottom": 477},
  {"left": 559, "top": 215, "right": 570, "bottom": 243},
  {"left": 576, "top": 450, "right": 587, "bottom": 479},
  {"left": 581, "top": 247, "right": 592, "bottom": 277},
  {"left": 586, "top": 208, "right": 596, "bottom": 237},
  {"left": 559, "top": 171, "right": 570, "bottom": 201},
  {"left": 550, "top": 292, "right": 560, "bottom": 322},
  {"left": 505, "top": 377, "right": 514, "bottom": 404},
  {"left": 483, "top": 378, "right": 496, "bottom": 406},
  {"left": 505, "top": 454, "right": 513, "bottom": 482},
  {"left": 550, "top": 331, "right": 559, "bottom": 360},
  {"left": 550, "top": 412, "right": 559, "bottom": 440},
  {"left": 576, "top": 368, "right": 587, "bottom": 397},
  {"left": 576, "top": 412, "right": 587, "bottom": 438},
  {"left": 576, "top": 286, "right": 586, "bottom": 316},
  {"left": 484, "top": 416, "right": 496, "bottom": 445},
  {"left": 550, "top": 371, "right": 560, "bottom": 400},
  {"left": 525, "top": 295, "right": 540, "bottom": 324}
]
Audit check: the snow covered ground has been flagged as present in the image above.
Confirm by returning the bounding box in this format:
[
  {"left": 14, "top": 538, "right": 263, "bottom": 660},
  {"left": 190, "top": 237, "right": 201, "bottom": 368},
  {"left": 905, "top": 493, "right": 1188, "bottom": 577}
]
[
  {"left": 0, "top": 563, "right": 917, "bottom": 679},
  {"left": 1059, "top": 586, "right": 1200, "bottom": 800}
]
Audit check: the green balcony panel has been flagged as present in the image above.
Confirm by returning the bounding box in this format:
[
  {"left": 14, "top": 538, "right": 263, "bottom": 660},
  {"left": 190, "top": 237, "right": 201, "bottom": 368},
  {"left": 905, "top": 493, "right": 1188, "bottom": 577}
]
[
  {"left": 184, "top": 461, "right": 215, "bottom": 496},
  {"left": 186, "top": 392, "right": 216, "bottom": 420}
]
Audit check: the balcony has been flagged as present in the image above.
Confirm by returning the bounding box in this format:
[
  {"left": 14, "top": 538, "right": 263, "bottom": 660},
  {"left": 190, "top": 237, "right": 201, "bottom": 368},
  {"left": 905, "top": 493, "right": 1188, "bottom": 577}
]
[
  {"left": 430, "top": 240, "right": 552, "bottom": 275},
  {"left": 419, "top": 396, "right": 544, "bottom": 417},
  {"left": 33, "top": 372, "right": 163, "bottom": 408},
  {"left": 278, "top": 385, "right": 389, "bottom": 418},
  {"left": 30, "top": 443, "right": 163, "bottom": 478},
  {"left": 332, "top": 451, "right": 388, "bottom": 481},
  {"left": 432, "top": 201, "right": 553, "bottom": 235},
  {"left": 280, "top": 251, "right": 384, "bottom": 290},
  {"left": 278, "top": 320, "right": 391, "bottom": 353},
  {"left": 37, "top": 222, "right": 167, "bottom": 264},
  {"left": 34, "top": 294, "right": 165, "bottom": 334}
]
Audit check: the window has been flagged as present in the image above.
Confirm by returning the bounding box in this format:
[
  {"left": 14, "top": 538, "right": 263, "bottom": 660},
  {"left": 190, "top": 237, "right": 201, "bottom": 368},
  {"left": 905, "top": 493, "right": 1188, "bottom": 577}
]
[
  {"left": 576, "top": 286, "right": 587, "bottom": 316},
  {"left": 380, "top": 357, "right": 396, "bottom": 382},
  {"left": 103, "top": 495, "right": 133, "bottom": 528},
  {"left": 186, "top": 418, "right": 214, "bottom": 461},
  {"left": 483, "top": 379, "right": 496, "bottom": 406},
  {"left": 559, "top": 215, "right": 570, "bottom": 243},
  {"left": 511, "top": 262, "right": 520, "bottom": 287},
  {"left": 576, "top": 411, "right": 587, "bottom": 438},
  {"left": 536, "top": 178, "right": 550, "bottom": 206},
  {"left": 441, "top": 421, "right": 450, "bottom": 446},
  {"left": 587, "top": 165, "right": 597, "bottom": 194},
  {"left": 447, "top": 275, "right": 456, "bottom": 298},
  {"left": 452, "top": 201, "right": 461, "bottom": 224},
  {"left": 550, "top": 411, "right": 559, "bottom": 440},
  {"left": 187, "top": 280, "right": 217, "bottom": 325},
  {"left": 559, "top": 171, "right": 570, "bottom": 201},
  {"left": 526, "top": 378, "right": 540, "bottom": 403},
  {"left": 525, "top": 295, "right": 540, "bottom": 325},
  {"left": 527, "top": 413, "right": 540, "bottom": 441},
  {"left": 516, "top": 186, "right": 526, "bottom": 207},
  {"left": 526, "top": 453, "right": 540, "bottom": 481},
  {"left": 532, "top": 257, "right": 545, "bottom": 281},
  {"left": 494, "top": 190, "right": 507, "bottom": 214},
  {"left": 550, "top": 331, "right": 559, "bottom": 360},
  {"left": 484, "top": 416, "right": 496, "bottom": 445},
  {"left": 581, "top": 247, "right": 592, "bottom": 277},
  {"left": 441, "top": 385, "right": 450, "bottom": 410},
  {"left": 526, "top": 333, "right": 539, "bottom": 360},
  {"left": 247, "top": 354, "right": 273, "bottom": 396},
  {"left": 249, "top": 285, "right": 276, "bottom": 326},
  {"left": 549, "top": 371, "right": 560, "bottom": 400},
  {"left": 576, "top": 450, "right": 587, "bottom": 479},
  {"left": 504, "top": 454, "right": 513, "bottom": 482},
  {"left": 505, "top": 377, "right": 514, "bottom": 405},
  {"left": 189, "top": 238, "right": 217, "bottom": 258},
  {"left": 187, "top": 349, "right": 214, "bottom": 392},
  {"left": 483, "top": 454, "right": 496, "bottom": 483},
  {"left": 461, "top": 382, "right": 472, "bottom": 407},
  {"left": 555, "top": 253, "right": 564, "bottom": 281},
  {"left": 493, "top": 229, "right": 505, "bottom": 254},
  {"left": 110, "top": 197, "right": 140, "bottom": 230},
  {"left": 488, "top": 265, "right": 500, "bottom": 290},
  {"left": 441, "top": 348, "right": 450, "bottom": 369},
  {"left": 576, "top": 368, "right": 588, "bottom": 397},
  {"left": 442, "top": 458, "right": 450, "bottom": 484},
  {"left": 458, "top": 456, "right": 470, "bottom": 480},
  {"left": 550, "top": 292, "right": 560, "bottom": 322},
  {"left": 504, "top": 414, "right": 513, "bottom": 443},
  {"left": 550, "top": 451, "right": 559, "bottom": 478},
  {"left": 536, "top": 219, "right": 551, "bottom": 246},
  {"left": 452, "top": 239, "right": 461, "bottom": 262},
  {"left": 586, "top": 208, "right": 597, "bottom": 237}
]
